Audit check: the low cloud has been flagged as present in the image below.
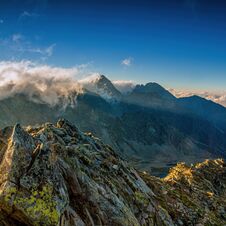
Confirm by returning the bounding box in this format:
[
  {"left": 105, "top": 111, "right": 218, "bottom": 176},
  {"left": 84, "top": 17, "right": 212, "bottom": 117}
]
[
  {"left": 0, "top": 61, "right": 224, "bottom": 109},
  {"left": 113, "top": 80, "right": 135, "bottom": 93},
  {"left": 121, "top": 57, "right": 133, "bottom": 67},
  {"left": 170, "top": 88, "right": 226, "bottom": 107},
  {"left": 0, "top": 61, "right": 92, "bottom": 107}
]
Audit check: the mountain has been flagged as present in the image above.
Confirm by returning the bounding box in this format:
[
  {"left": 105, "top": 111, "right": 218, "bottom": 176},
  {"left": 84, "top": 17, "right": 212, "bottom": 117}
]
[
  {"left": 133, "top": 82, "right": 175, "bottom": 98},
  {"left": 124, "top": 82, "right": 177, "bottom": 109},
  {"left": 178, "top": 95, "right": 226, "bottom": 131},
  {"left": 0, "top": 119, "right": 225, "bottom": 225},
  {"left": 80, "top": 74, "right": 122, "bottom": 101},
  {"left": 0, "top": 76, "right": 226, "bottom": 176}
]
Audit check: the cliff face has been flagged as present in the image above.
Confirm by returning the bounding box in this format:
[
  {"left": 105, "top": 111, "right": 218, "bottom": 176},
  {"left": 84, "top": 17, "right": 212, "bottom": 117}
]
[{"left": 0, "top": 119, "right": 225, "bottom": 226}]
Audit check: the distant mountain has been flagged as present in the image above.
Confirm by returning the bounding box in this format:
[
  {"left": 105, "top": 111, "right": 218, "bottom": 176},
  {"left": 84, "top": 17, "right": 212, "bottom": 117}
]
[
  {"left": 133, "top": 82, "right": 175, "bottom": 97},
  {"left": 80, "top": 74, "right": 122, "bottom": 101},
  {"left": 124, "top": 82, "right": 177, "bottom": 109},
  {"left": 0, "top": 76, "right": 226, "bottom": 176},
  {"left": 178, "top": 95, "right": 226, "bottom": 131}
]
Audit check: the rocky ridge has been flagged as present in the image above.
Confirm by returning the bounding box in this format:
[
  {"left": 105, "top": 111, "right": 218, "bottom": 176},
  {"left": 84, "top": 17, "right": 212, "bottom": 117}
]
[{"left": 0, "top": 119, "right": 225, "bottom": 226}]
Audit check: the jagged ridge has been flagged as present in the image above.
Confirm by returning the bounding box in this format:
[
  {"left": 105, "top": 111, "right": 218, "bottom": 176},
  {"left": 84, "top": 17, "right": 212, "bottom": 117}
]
[{"left": 0, "top": 119, "right": 225, "bottom": 226}]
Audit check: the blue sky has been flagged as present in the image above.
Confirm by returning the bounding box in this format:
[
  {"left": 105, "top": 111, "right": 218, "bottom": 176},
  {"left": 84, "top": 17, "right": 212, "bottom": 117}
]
[{"left": 0, "top": 0, "right": 226, "bottom": 91}]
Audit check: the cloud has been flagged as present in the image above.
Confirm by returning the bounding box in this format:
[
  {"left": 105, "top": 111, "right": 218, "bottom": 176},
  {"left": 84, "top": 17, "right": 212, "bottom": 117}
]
[
  {"left": 169, "top": 88, "right": 226, "bottom": 107},
  {"left": 12, "top": 34, "right": 23, "bottom": 42},
  {"left": 0, "top": 61, "right": 93, "bottom": 107},
  {"left": 79, "top": 73, "right": 102, "bottom": 84},
  {"left": 0, "top": 61, "right": 225, "bottom": 110},
  {"left": 45, "top": 44, "right": 56, "bottom": 57},
  {"left": 112, "top": 80, "right": 135, "bottom": 93},
  {"left": 0, "top": 19, "right": 3, "bottom": 24},
  {"left": 19, "top": 11, "right": 40, "bottom": 20},
  {"left": 0, "top": 33, "right": 55, "bottom": 60},
  {"left": 23, "top": 44, "right": 56, "bottom": 57},
  {"left": 121, "top": 57, "right": 133, "bottom": 67}
]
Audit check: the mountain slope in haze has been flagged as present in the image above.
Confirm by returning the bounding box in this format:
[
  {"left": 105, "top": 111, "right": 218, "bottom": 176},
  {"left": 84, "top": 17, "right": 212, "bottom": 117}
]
[
  {"left": 0, "top": 119, "right": 225, "bottom": 226},
  {"left": 178, "top": 95, "right": 226, "bottom": 131},
  {"left": 124, "top": 82, "right": 177, "bottom": 109},
  {"left": 0, "top": 75, "right": 226, "bottom": 176}
]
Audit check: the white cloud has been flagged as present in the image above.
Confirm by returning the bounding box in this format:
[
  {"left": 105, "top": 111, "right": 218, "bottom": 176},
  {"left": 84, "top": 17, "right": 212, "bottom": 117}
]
[
  {"left": 23, "top": 44, "right": 56, "bottom": 57},
  {"left": 0, "top": 61, "right": 93, "bottom": 106},
  {"left": 0, "top": 61, "right": 224, "bottom": 109},
  {"left": 45, "top": 44, "right": 56, "bottom": 57},
  {"left": 12, "top": 33, "right": 23, "bottom": 42},
  {"left": 79, "top": 73, "right": 102, "bottom": 84},
  {"left": 113, "top": 80, "right": 135, "bottom": 93},
  {"left": 121, "top": 57, "right": 133, "bottom": 67},
  {"left": 0, "top": 33, "right": 56, "bottom": 60},
  {"left": 19, "top": 11, "right": 39, "bottom": 20},
  {"left": 169, "top": 88, "right": 226, "bottom": 107}
]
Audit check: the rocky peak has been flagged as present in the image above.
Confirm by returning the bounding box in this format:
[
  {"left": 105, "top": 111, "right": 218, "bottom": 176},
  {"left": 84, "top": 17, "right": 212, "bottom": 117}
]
[
  {"left": 79, "top": 74, "right": 122, "bottom": 101},
  {"left": 0, "top": 119, "right": 225, "bottom": 225}
]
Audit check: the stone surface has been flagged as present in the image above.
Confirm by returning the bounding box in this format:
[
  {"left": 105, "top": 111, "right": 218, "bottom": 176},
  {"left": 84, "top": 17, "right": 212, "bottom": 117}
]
[{"left": 0, "top": 119, "right": 225, "bottom": 225}]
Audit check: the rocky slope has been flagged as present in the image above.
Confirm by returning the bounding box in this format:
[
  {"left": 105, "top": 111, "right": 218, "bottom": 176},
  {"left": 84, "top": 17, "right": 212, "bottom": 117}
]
[
  {"left": 1, "top": 76, "right": 226, "bottom": 177},
  {"left": 80, "top": 75, "right": 122, "bottom": 101},
  {"left": 0, "top": 119, "right": 225, "bottom": 226},
  {"left": 1, "top": 92, "right": 226, "bottom": 178}
]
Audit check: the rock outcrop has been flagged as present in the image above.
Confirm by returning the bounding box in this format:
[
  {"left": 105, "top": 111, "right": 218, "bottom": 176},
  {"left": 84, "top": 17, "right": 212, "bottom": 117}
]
[
  {"left": 0, "top": 119, "right": 225, "bottom": 226},
  {"left": 140, "top": 159, "right": 226, "bottom": 225}
]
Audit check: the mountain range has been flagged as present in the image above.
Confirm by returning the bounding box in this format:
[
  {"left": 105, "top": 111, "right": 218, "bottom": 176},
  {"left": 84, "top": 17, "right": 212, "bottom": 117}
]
[{"left": 0, "top": 74, "right": 226, "bottom": 176}]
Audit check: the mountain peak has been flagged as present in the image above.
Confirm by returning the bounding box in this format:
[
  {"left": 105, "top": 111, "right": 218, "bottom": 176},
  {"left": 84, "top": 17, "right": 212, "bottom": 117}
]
[
  {"left": 79, "top": 73, "right": 102, "bottom": 84},
  {"left": 79, "top": 74, "right": 111, "bottom": 84},
  {"left": 79, "top": 74, "right": 121, "bottom": 101},
  {"left": 124, "top": 81, "right": 176, "bottom": 108},
  {"left": 134, "top": 82, "right": 175, "bottom": 98},
  {"left": 99, "top": 74, "right": 108, "bottom": 80}
]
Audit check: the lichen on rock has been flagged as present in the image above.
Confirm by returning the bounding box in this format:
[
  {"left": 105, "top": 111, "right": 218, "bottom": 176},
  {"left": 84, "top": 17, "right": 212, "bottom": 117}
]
[{"left": 0, "top": 119, "right": 225, "bottom": 226}]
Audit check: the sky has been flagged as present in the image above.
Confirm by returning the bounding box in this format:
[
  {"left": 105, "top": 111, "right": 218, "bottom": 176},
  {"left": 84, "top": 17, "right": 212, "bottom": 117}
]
[{"left": 0, "top": 0, "right": 226, "bottom": 91}]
